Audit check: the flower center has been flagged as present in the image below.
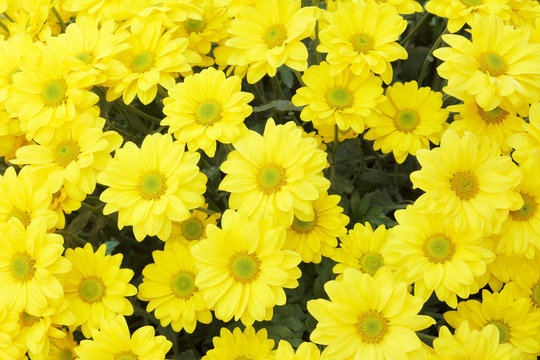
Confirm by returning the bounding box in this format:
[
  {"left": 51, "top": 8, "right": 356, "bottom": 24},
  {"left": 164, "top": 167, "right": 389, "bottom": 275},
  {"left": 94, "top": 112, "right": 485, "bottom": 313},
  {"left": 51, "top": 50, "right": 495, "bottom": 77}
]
[
  {"left": 42, "top": 80, "right": 67, "bottom": 106},
  {"left": 532, "top": 282, "right": 540, "bottom": 307},
  {"left": 171, "top": 272, "right": 197, "bottom": 298},
  {"left": 181, "top": 217, "right": 204, "bottom": 240},
  {"left": 20, "top": 311, "right": 40, "bottom": 327},
  {"left": 196, "top": 100, "right": 221, "bottom": 125},
  {"left": 461, "top": 0, "right": 482, "bottom": 6},
  {"left": 478, "top": 53, "right": 506, "bottom": 77},
  {"left": 76, "top": 52, "right": 92, "bottom": 64},
  {"left": 131, "top": 52, "right": 154, "bottom": 72},
  {"left": 257, "top": 164, "right": 286, "bottom": 194},
  {"left": 509, "top": 193, "right": 537, "bottom": 221},
  {"left": 351, "top": 33, "right": 373, "bottom": 54},
  {"left": 9, "top": 208, "right": 31, "bottom": 228},
  {"left": 79, "top": 277, "right": 106, "bottom": 303},
  {"left": 423, "top": 235, "right": 455, "bottom": 263},
  {"left": 54, "top": 140, "right": 80, "bottom": 167},
  {"left": 488, "top": 321, "right": 510, "bottom": 343},
  {"left": 139, "top": 172, "right": 167, "bottom": 200},
  {"left": 58, "top": 348, "right": 74, "bottom": 360},
  {"left": 264, "top": 24, "right": 287, "bottom": 48},
  {"left": 184, "top": 18, "right": 205, "bottom": 33},
  {"left": 360, "top": 252, "right": 384, "bottom": 276},
  {"left": 115, "top": 352, "right": 139, "bottom": 360},
  {"left": 355, "top": 310, "right": 389, "bottom": 343},
  {"left": 394, "top": 109, "right": 419, "bottom": 132},
  {"left": 10, "top": 253, "right": 36, "bottom": 282},
  {"left": 292, "top": 216, "right": 316, "bottom": 233},
  {"left": 450, "top": 171, "right": 479, "bottom": 200},
  {"left": 477, "top": 105, "right": 507, "bottom": 124},
  {"left": 327, "top": 87, "right": 353, "bottom": 110},
  {"left": 229, "top": 251, "right": 260, "bottom": 283}
]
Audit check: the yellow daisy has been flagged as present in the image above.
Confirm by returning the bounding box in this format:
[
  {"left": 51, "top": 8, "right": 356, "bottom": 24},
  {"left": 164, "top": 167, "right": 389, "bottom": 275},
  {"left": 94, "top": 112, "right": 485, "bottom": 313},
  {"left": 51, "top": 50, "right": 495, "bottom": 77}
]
[
  {"left": 162, "top": 67, "right": 254, "bottom": 157},
  {"left": 0, "top": 34, "right": 38, "bottom": 104},
  {"left": 0, "top": 305, "right": 26, "bottom": 360},
  {"left": 434, "top": 14, "right": 540, "bottom": 112},
  {"left": 0, "top": 218, "right": 71, "bottom": 316},
  {"left": 61, "top": 0, "right": 134, "bottom": 21},
  {"left": 219, "top": 119, "right": 330, "bottom": 227},
  {"left": 318, "top": 0, "right": 407, "bottom": 83},
  {"left": 202, "top": 327, "right": 275, "bottom": 360},
  {"left": 97, "top": 133, "right": 207, "bottom": 241},
  {"left": 275, "top": 340, "right": 320, "bottom": 360},
  {"left": 138, "top": 241, "right": 212, "bottom": 333},
  {"left": 191, "top": 209, "right": 302, "bottom": 326},
  {"left": 307, "top": 269, "right": 435, "bottom": 360},
  {"left": 168, "top": 207, "right": 220, "bottom": 244},
  {"left": 48, "top": 329, "right": 78, "bottom": 360},
  {"left": 314, "top": 123, "right": 359, "bottom": 144},
  {"left": 291, "top": 61, "right": 384, "bottom": 133},
  {"left": 507, "top": 102, "right": 540, "bottom": 164},
  {"left": 410, "top": 129, "right": 523, "bottom": 234},
  {"left": 364, "top": 80, "right": 448, "bottom": 164},
  {"left": 64, "top": 243, "right": 136, "bottom": 338},
  {"left": 507, "top": 0, "right": 540, "bottom": 28},
  {"left": 74, "top": 314, "right": 172, "bottom": 360}
]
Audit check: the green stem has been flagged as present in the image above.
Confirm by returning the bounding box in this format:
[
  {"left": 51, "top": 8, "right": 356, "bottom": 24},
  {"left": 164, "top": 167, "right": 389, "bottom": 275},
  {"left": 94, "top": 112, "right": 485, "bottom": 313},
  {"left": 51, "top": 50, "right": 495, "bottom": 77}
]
[
  {"left": 164, "top": 326, "right": 181, "bottom": 360},
  {"left": 393, "top": 162, "right": 399, "bottom": 187},
  {"left": 133, "top": 305, "right": 161, "bottom": 327},
  {"left": 224, "top": 143, "right": 234, "bottom": 153},
  {"left": 417, "top": 332, "right": 437, "bottom": 345},
  {"left": 121, "top": 102, "right": 163, "bottom": 124},
  {"left": 80, "top": 202, "right": 114, "bottom": 223},
  {"left": 418, "top": 25, "right": 448, "bottom": 86},
  {"left": 293, "top": 70, "right": 305, "bottom": 87},
  {"left": 353, "top": 138, "right": 365, "bottom": 176},
  {"left": 330, "top": 124, "right": 339, "bottom": 191},
  {"left": 400, "top": 12, "right": 431, "bottom": 46},
  {"left": 195, "top": 207, "right": 218, "bottom": 215},
  {"left": 272, "top": 75, "right": 286, "bottom": 100},
  {"left": 57, "top": 230, "right": 87, "bottom": 247},
  {"left": 51, "top": 7, "right": 66, "bottom": 32}
]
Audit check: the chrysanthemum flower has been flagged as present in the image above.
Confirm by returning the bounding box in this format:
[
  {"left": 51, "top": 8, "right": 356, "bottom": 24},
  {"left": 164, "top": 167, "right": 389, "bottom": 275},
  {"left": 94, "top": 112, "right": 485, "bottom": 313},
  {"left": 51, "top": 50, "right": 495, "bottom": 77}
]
[
  {"left": 315, "top": 123, "right": 359, "bottom": 144},
  {"left": 162, "top": 67, "right": 254, "bottom": 157},
  {"left": 104, "top": 18, "right": 200, "bottom": 104},
  {"left": 444, "top": 288, "right": 540, "bottom": 358},
  {"left": 364, "top": 81, "right": 448, "bottom": 163},
  {"left": 505, "top": 257, "right": 540, "bottom": 311},
  {"left": 433, "top": 322, "right": 523, "bottom": 360},
  {"left": 219, "top": 119, "right": 330, "bottom": 226},
  {"left": 219, "top": 0, "right": 319, "bottom": 83},
  {"left": 292, "top": 61, "right": 384, "bottom": 133},
  {"left": 0, "top": 219, "right": 71, "bottom": 316},
  {"left": 191, "top": 209, "right": 301, "bottom": 325},
  {"left": 318, "top": 0, "right": 407, "bottom": 83},
  {"left": 0, "top": 34, "right": 38, "bottom": 104},
  {"left": 138, "top": 241, "right": 212, "bottom": 333},
  {"left": 0, "top": 305, "right": 25, "bottom": 360},
  {"left": 64, "top": 243, "right": 136, "bottom": 338},
  {"left": 307, "top": 269, "right": 435, "bottom": 360},
  {"left": 507, "top": 102, "right": 540, "bottom": 163},
  {"left": 332, "top": 222, "right": 390, "bottom": 279},
  {"left": 62, "top": 0, "right": 133, "bottom": 21},
  {"left": 74, "top": 315, "right": 172, "bottom": 360},
  {"left": 168, "top": 206, "right": 220, "bottom": 244},
  {"left": 202, "top": 327, "right": 275, "bottom": 360},
  {"left": 410, "top": 129, "right": 523, "bottom": 234},
  {"left": 48, "top": 329, "right": 78, "bottom": 360},
  {"left": 275, "top": 340, "right": 320, "bottom": 360},
  {"left": 434, "top": 14, "right": 540, "bottom": 112},
  {"left": 383, "top": 205, "right": 495, "bottom": 308},
  {"left": 285, "top": 193, "right": 349, "bottom": 264},
  {"left": 448, "top": 96, "right": 524, "bottom": 154},
  {"left": 326, "top": 0, "right": 423, "bottom": 15},
  {"left": 507, "top": 0, "right": 540, "bottom": 27}
]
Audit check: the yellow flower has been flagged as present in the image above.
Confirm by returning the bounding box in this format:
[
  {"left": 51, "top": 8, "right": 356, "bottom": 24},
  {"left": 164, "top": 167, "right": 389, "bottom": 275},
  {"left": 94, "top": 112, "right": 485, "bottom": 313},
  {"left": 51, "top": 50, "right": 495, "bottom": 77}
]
[
  {"left": 505, "top": 256, "right": 540, "bottom": 311},
  {"left": 61, "top": 0, "right": 134, "bottom": 21},
  {"left": 0, "top": 34, "right": 38, "bottom": 104},
  {"left": 410, "top": 129, "right": 522, "bottom": 234},
  {"left": 48, "top": 329, "right": 78, "bottom": 360},
  {"left": 202, "top": 327, "right": 275, "bottom": 360},
  {"left": 275, "top": 340, "right": 320, "bottom": 360},
  {"left": 314, "top": 123, "right": 359, "bottom": 144},
  {"left": 318, "top": 0, "right": 407, "bottom": 83},
  {"left": 326, "top": 0, "right": 423, "bottom": 15},
  {"left": 364, "top": 81, "right": 448, "bottom": 164},
  {"left": 434, "top": 14, "right": 540, "bottom": 112},
  {"left": 0, "top": 219, "right": 71, "bottom": 316},
  {"left": 507, "top": 0, "right": 540, "bottom": 28},
  {"left": 292, "top": 61, "right": 384, "bottom": 133},
  {"left": 168, "top": 207, "right": 220, "bottom": 244},
  {"left": 64, "top": 243, "right": 136, "bottom": 338},
  {"left": 218, "top": 0, "right": 319, "bottom": 83},
  {"left": 507, "top": 102, "right": 540, "bottom": 164},
  {"left": 162, "top": 67, "right": 254, "bottom": 157},
  {"left": 138, "top": 241, "right": 212, "bottom": 333},
  {"left": 307, "top": 269, "right": 435, "bottom": 360},
  {"left": 74, "top": 315, "right": 172, "bottom": 360},
  {"left": 97, "top": 133, "right": 207, "bottom": 241},
  {"left": 191, "top": 209, "right": 301, "bottom": 326},
  {"left": 0, "top": 305, "right": 26, "bottom": 360},
  {"left": 219, "top": 119, "right": 330, "bottom": 227}
]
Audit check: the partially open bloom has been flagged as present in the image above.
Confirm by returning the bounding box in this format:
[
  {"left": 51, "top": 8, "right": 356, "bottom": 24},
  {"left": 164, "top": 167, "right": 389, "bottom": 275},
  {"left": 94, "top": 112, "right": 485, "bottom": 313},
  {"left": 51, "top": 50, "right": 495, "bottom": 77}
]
[
  {"left": 275, "top": 340, "right": 320, "bottom": 360},
  {"left": 168, "top": 206, "right": 220, "bottom": 244},
  {"left": 202, "top": 327, "right": 275, "bottom": 360},
  {"left": 507, "top": 102, "right": 540, "bottom": 163}
]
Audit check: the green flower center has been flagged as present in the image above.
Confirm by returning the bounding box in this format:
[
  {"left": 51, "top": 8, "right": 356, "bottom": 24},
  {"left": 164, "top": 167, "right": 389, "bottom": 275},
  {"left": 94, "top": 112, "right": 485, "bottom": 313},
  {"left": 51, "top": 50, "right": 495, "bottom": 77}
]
[
  {"left": 327, "top": 87, "right": 353, "bottom": 110},
  {"left": 360, "top": 252, "right": 384, "bottom": 276},
  {"left": 450, "top": 171, "right": 479, "bottom": 200},
  {"left": 509, "top": 193, "right": 537, "bottom": 221},
  {"left": 532, "top": 282, "right": 540, "bottom": 307},
  {"left": 351, "top": 33, "right": 373, "bottom": 54},
  {"left": 10, "top": 208, "right": 31, "bottom": 228},
  {"left": 292, "top": 216, "right": 316, "bottom": 233},
  {"left": 8, "top": 67, "right": 21, "bottom": 84},
  {"left": 423, "top": 235, "right": 455, "bottom": 263},
  {"left": 184, "top": 18, "right": 205, "bottom": 33},
  {"left": 79, "top": 277, "right": 106, "bottom": 303},
  {"left": 139, "top": 172, "right": 167, "bottom": 200},
  {"left": 488, "top": 321, "right": 510, "bottom": 343},
  {"left": 20, "top": 311, "right": 40, "bottom": 327},
  {"left": 196, "top": 100, "right": 221, "bottom": 125},
  {"left": 115, "top": 352, "right": 139, "bottom": 360},
  {"left": 76, "top": 52, "right": 92, "bottom": 64},
  {"left": 172, "top": 272, "right": 197, "bottom": 298},
  {"left": 131, "top": 52, "right": 154, "bottom": 72},
  {"left": 10, "top": 253, "right": 36, "bottom": 282},
  {"left": 181, "top": 217, "right": 204, "bottom": 240},
  {"left": 54, "top": 140, "right": 80, "bottom": 167},
  {"left": 58, "top": 348, "right": 74, "bottom": 360},
  {"left": 477, "top": 105, "right": 507, "bottom": 124},
  {"left": 42, "top": 80, "right": 67, "bottom": 106},
  {"left": 229, "top": 251, "right": 260, "bottom": 283},
  {"left": 257, "top": 164, "right": 286, "bottom": 194},
  {"left": 355, "top": 310, "right": 388, "bottom": 343},
  {"left": 462, "top": 0, "right": 482, "bottom": 6},
  {"left": 265, "top": 24, "right": 287, "bottom": 48},
  {"left": 394, "top": 109, "right": 419, "bottom": 132},
  {"left": 478, "top": 53, "right": 506, "bottom": 77}
]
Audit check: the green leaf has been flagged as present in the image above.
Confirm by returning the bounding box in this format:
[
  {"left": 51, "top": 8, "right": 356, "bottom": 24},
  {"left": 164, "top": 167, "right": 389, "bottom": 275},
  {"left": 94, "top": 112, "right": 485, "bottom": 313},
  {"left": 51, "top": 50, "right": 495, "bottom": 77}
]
[
  {"left": 67, "top": 210, "right": 92, "bottom": 235},
  {"left": 253, "top": 100, "right": 302, "bottom": 113},
  {"left": 278, "top": 66, "right": 294, "bottom": 88}
]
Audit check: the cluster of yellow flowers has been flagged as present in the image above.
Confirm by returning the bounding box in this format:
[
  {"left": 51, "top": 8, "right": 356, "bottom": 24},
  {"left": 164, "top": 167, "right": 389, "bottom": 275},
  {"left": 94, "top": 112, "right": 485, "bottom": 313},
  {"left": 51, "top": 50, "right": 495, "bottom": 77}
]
[{"left": 1, "top": 0, "right": 540, "bottom": 359}]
